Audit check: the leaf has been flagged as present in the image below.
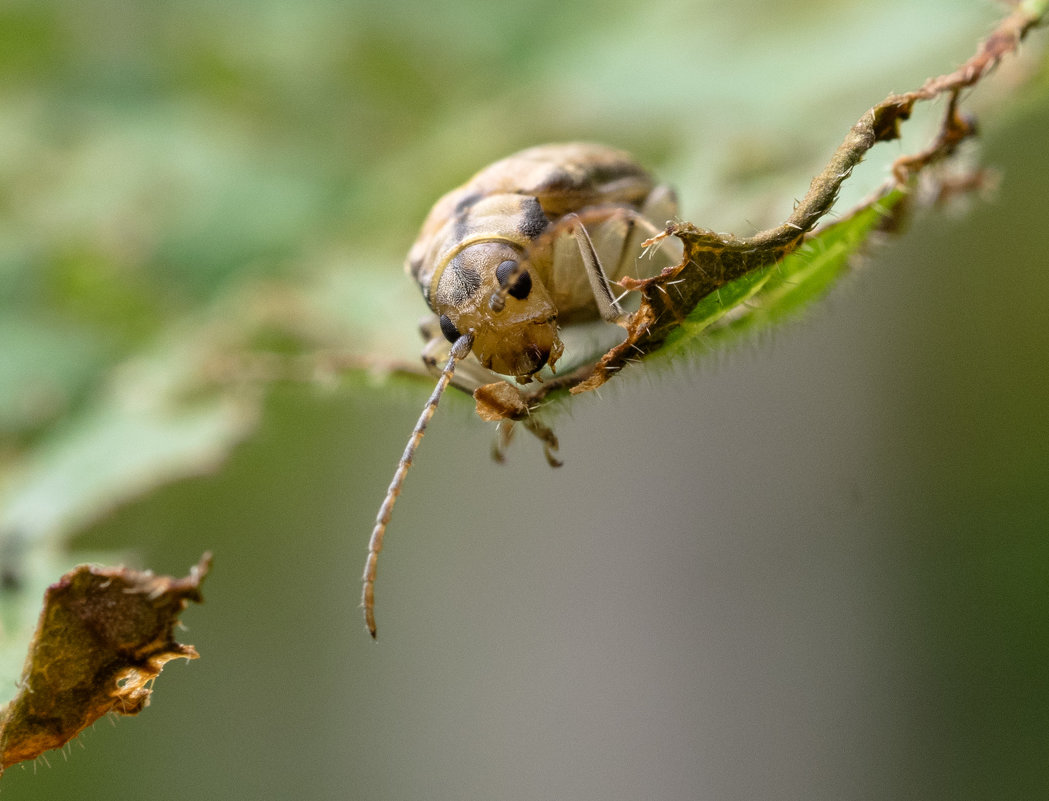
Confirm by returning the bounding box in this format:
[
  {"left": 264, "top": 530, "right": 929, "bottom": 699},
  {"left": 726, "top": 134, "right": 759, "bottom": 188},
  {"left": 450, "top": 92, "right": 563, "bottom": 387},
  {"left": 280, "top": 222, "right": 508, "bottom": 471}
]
[
  {"left": 0, "top": 398, "right": 252, "bottom": 552},
  {"left": 662, "top": 189, "right": 909, "bottom": 361},
  {"left": 0, "top": 554, "right": 210, "bottom": 775},
  {"left": 527, "top": 1, "right": 1048, "bottom": 399}
]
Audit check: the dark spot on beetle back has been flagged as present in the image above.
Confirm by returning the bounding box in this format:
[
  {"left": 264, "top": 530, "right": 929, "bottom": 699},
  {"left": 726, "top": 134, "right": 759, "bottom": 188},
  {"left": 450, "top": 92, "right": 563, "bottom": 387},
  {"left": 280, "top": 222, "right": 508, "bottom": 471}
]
[
  {"left": 587, "top": 161, "right": 648, "bottom": 186},
  {"left": 451, "top": 194, "right": 484, "bottom": 243},
  {"left": 534, "top": 168, "right": 574, "bottom": 194},
  {"left": 454, "top": 192, "right": 483, "bottom": 214},
  {"left": 516, "top": 196, "right": 548, "bottom": 240}
]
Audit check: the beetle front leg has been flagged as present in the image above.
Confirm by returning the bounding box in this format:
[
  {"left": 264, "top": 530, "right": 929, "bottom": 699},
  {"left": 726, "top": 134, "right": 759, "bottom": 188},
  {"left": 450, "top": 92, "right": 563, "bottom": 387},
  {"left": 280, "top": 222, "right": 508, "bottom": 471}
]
[
  {"left": 564, "top": 213, "right": 627, "bottom": 323},
  {"left": 475, "top": 381, "right": 562, "bottom": 467},
  {"left": 545, "top": 205, "right": 681, "bottom": 326}
]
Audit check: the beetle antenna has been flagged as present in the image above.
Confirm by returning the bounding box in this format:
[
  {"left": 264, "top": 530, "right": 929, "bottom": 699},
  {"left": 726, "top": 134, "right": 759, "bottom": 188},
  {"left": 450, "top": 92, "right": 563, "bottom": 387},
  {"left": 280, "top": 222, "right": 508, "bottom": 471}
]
[
  {"left": 488, "top": 258, "right": 530, "bottom": 313},
  {"left": 362, "top": 332, "right": 473, "bottom": 638}
]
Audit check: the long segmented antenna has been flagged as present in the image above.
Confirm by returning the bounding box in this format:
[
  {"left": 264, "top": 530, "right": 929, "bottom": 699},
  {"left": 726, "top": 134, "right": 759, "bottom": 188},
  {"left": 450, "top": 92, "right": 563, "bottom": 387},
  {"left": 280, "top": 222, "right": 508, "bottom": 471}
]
[{"left": 362, "top": 332, "right": 474, "bottom": 638}]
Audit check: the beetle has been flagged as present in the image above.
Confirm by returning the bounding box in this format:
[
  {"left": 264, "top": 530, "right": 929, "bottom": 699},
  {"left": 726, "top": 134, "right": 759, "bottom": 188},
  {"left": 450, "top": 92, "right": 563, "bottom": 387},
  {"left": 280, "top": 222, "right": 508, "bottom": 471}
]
[{"left": 362, "top": 142, "right": 681, "bottom": 637}]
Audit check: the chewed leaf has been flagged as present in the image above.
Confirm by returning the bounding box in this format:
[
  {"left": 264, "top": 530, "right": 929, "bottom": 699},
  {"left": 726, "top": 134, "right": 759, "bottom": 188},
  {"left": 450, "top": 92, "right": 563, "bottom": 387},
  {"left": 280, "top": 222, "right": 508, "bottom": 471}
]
[
  {"left": 0, "top": 555, "right": 210, "bottom": 774},
  {"left": 553, "top": 4, "right": 1045, "bottom": 398},
  {"left": 665, "top": 189, "right": 909, "bottom": 359}
]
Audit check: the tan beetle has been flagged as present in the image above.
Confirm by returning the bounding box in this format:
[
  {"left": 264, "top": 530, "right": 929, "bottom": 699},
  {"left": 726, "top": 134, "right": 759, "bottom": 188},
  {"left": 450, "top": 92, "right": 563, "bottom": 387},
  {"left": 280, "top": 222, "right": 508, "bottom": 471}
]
[{"left": 363, "top": 142, "right": 681, "bottom": 637}]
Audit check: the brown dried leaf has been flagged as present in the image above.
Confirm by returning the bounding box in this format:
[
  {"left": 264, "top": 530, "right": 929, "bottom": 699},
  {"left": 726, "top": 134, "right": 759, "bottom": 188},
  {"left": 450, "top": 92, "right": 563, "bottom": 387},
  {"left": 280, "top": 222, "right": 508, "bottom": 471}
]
[
  {"left": 474, "top": 381, "right": 530, "bottom": 422},
  {"left": 0, "top": 554, "right": 211, "bottom": 775}
]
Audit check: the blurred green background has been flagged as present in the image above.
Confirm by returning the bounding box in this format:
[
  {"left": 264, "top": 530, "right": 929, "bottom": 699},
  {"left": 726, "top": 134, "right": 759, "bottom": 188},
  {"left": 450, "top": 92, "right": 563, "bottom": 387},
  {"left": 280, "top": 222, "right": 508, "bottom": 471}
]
[{"left": 2, "top": 1, "right": 1049, "bottom": 799}]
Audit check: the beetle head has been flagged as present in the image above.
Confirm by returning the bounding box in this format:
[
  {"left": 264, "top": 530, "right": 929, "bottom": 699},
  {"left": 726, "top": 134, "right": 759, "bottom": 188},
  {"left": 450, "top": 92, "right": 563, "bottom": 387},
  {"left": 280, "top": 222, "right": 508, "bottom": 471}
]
[{"left": 434, "top": 242, "right": 564, "bottom": 382}]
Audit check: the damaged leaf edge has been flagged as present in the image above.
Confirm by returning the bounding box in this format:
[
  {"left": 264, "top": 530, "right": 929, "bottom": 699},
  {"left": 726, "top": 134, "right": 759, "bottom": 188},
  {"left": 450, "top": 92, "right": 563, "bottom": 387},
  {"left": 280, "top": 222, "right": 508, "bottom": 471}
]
[{"left": 0, "top": 553, "right": 212, "bottom": 775}]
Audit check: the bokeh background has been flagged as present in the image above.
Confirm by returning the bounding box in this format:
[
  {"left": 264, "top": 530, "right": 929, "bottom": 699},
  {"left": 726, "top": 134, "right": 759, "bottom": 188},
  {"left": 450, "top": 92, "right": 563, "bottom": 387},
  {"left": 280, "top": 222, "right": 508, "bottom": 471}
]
[{"left": 2, "top": 1, "right": 1049, "bottom": 799}]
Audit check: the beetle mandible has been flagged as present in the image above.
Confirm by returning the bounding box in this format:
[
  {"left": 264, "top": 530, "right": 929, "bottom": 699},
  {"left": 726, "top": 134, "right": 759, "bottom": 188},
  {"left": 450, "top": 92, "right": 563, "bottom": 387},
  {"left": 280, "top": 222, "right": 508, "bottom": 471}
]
[{"left": 362, "top": 142, "right": 681, "bottom": 637}]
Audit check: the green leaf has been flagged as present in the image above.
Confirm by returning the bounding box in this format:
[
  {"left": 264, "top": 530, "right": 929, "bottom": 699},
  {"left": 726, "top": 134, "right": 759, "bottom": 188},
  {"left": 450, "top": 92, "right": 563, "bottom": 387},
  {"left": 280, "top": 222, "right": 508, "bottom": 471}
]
[{"left": 697, "top": 190, "right": 908, "bottom": 352}]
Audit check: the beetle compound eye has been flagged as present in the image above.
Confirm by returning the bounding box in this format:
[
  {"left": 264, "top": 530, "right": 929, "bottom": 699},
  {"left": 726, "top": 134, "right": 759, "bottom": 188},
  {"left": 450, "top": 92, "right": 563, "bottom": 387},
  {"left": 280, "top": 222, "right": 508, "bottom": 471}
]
[
  {"left": 495, "top": 259, "right": 518, "bottom": 286},
  {"left": 496, "top": 259, "right": 532, "bottom": 300},
  {"left": 439, "top": 314, "right": 461, "bottom": 343}
]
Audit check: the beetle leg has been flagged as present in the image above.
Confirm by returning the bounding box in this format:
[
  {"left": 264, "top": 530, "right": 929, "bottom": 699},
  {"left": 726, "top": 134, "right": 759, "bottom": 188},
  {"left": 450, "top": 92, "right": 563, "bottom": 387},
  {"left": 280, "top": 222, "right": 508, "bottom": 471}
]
[
  {"left": 490, "top": 415, "right": 559, "bottom": 466},
  {"left": 477, "top": 382, "right": 562, "bottom": 467},
  {"left": 492, "top": 419, "right": 514, "bottom": 463},
  {"left": 597, "top": 191, "right": 681, "bottom": 280},
  {"left": 565, "top": 213, "right": 628, "bottom": 323},
  {"left": 524, "top": 416, "right": 562, "bottom": 467},
  {"left": 497, "top": 416, "right": 561, "bottom": 466},
  {"left": 544, "top": 204, "right": 681, "bottom": 325}
]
